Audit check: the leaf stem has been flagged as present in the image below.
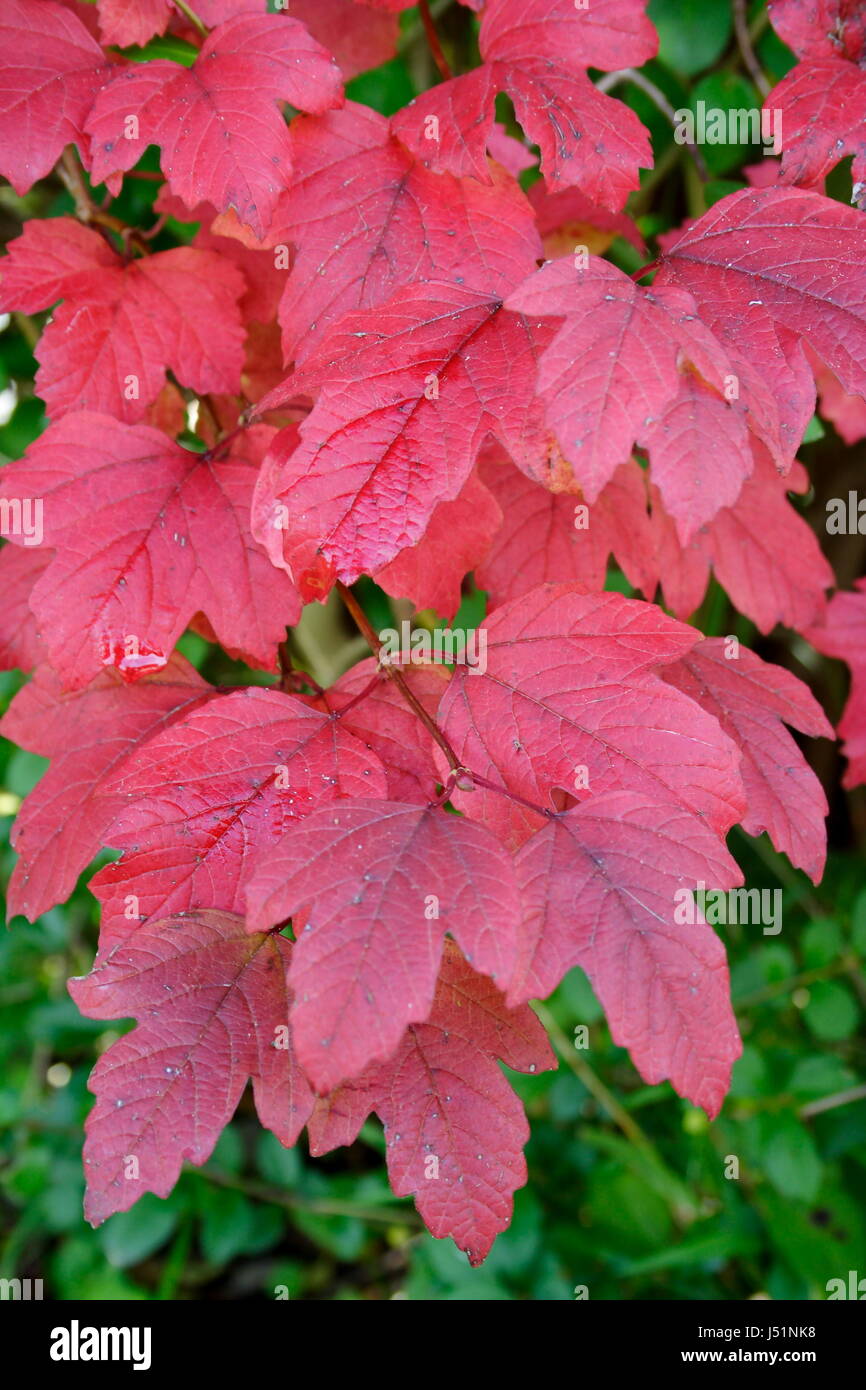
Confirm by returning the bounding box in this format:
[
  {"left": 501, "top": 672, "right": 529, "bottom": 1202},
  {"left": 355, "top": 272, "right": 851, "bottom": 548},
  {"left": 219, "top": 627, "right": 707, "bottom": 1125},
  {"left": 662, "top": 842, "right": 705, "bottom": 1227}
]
[
  {"left": 172, "top": 0, "right": 208, "bottom": 38},
  {"left": 732, "top": 0, "right": 771, "bottom": 97},
  {"left": 418, "top": 0, "right": 453, "bottom": 81},
  {"left": 336, "top": 581, "right": 463, "bottom": 772},
  {"left": 58, "top": 149, "right": 150, "bottom": 255}
]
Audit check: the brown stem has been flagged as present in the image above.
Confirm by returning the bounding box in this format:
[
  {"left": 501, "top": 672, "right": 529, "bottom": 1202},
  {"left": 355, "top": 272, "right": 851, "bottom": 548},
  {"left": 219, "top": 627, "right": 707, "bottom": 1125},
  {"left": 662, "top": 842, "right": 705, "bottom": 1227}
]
[
  {"left": 58, "top": 149, "right": 150, "bottom": 256},
  {"left": 597, "top": 68, "right": 709, "bottom": 181},
  {"left": 172, "top": 0, "right": 208, "bottom": 38},
  {"left": 336, "top": 581, "right": 463, "bottom": 772},
  {"left": 469, "top": 771, "right": 555, "bottom": 821},
  {"left": 330, "top": 670, "right": 383, "bottom": 719},
  {"left": 733, "top": 0, "right": 771, "bottom": 98},
  {"left": 418, "top": 0, "right": 453, "bottom": 81},
  {"left": 631, "top": 259, "right": 660, "bottom": 282}
]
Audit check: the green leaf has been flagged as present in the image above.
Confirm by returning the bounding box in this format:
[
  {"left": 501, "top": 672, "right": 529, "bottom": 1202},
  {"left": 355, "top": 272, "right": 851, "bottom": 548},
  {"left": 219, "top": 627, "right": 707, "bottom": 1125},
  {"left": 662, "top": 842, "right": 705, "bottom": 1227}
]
[
  {"left": 804, "top": 981, "right": 860, "bottom": 1041},
  {"left": 802, "top": 918, "right": 844, "bottom": 969},
  {"left": 648, "top": 0, "right": 732, "bottom": 77},
  {"left": 113, "top": 36, "right": 199, "bottom": 67},
  {"left": 760, "top": 1113, "right": 823, "bottom": 1202},
  {"left": 100, "top": 1195, "right": 179, "bottom": 1269}
]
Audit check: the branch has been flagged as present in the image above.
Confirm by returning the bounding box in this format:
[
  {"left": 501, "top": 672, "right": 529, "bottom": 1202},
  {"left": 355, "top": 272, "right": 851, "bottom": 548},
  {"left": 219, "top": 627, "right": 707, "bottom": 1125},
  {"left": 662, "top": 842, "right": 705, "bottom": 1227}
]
[
  {"left": 733, "top": 0, "right": 771, "bottom": 98},
  {"left": 597, "top": 68, "right": 709, "bottom": 181},
  {"left": 172, "top": 0, "right": 208, "bottom": 38},
  {"left": 336, "top": 581, "right": 463, "bottom": 772},
  {"left": 58, "top": 149, "right": 150, "bottom": 256},
  {"left": 418, "top": 0, "right": 453, "bottom": 81}
]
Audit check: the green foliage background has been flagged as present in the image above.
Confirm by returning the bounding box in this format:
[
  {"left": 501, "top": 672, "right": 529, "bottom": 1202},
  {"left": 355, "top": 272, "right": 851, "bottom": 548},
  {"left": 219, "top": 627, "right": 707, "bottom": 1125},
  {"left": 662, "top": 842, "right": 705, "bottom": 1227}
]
[{"left": 1, "top": 0, "right": 865, "bottom": 1300}]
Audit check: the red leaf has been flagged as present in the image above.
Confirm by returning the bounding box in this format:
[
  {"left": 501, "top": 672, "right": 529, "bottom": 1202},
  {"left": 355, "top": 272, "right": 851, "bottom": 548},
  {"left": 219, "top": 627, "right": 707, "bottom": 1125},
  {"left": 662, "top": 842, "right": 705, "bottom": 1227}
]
[
  {"left": 246, "top": 799, "right": 523, "bottom": 1091},
  {"left": 1, "top": 656, "right": 211, "bottom": 922},
  {"left": 771, "top": 58, "right": 866, "bottom": 200},
  {"left": 391, "top": 0, "right": 656, "bottom": 208},
  {"left": 662, "top": 639, "right": 832, "bottom": 881},
  {"left": 87, "top": 14, "right": 344, "bottom": 237},
  {"left": 0, "top": 0, "right": 109, "bottom": 195},
  {"left": 768, "top": 0, "right": 866, "bottom": 63},
  {"left": 508, "top": 792, "right": 742, "bottom": 1117},
  {"left": 506, "top": 254, "right": 791, "bottom": 538},
  {"left": 289, "top": 0, "right": 399, "bottom": 80},
  {"left": 653, "top": 449, "right": 834, "bottom": 636},
  {"left": 268, "top": 102, "right": 542, "bottom": 362},
  {"left": 0, "top": 220, "right": 246, "bottom": 422},
  {"left": 374, "top": 472, "right": 502, "bottom": 619},
  {"left": 528, "top": 182, "right": 646, "bottom": 257},
  {"left": 0, "top": 545, "right": 50, "bottom": 672},
  {"left": 656, "top": 187, "right": 866, "bottom": 402},
  {"left": 308, "top": 939, "right": 555, "bottom": 1264},
  {"left": 0, "top": 413, "right": 300, "bottom": 689},
  {"left": 95, "top": 0, "right": 172, "bottom": 47},
  {"left": 437, "top": 584, "right": 746, "bottom": 849},
  {"left": 806, "top": 580, "right": 866, "bottom": 788},
  {"left": 69, "top": 910, "right": 315, "bottom": 1225},
  {"left": 317, "top": 659, "right": 449, "bottom": 803},
  {"left": 253, "top": 282, "right": 550, "bottom": 598},
  {"left": 476, "top": 450, "right": 658, "bottom": 607},
  {"left": 89, "top": 687, "right": 387, "bottom": 942}
]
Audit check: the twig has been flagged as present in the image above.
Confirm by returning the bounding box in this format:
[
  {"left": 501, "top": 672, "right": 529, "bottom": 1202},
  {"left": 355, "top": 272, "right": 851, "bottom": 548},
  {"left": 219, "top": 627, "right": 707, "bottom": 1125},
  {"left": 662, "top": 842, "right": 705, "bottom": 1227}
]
[
  {"left": 534, "top": 1002, "right": 651, "bottom": 1150},
  {"left": 598, "top": 68, "right": 709, "bottom": 181},
  {"left": 172, "top": 0, "right": 208, "bottom": 38},
  {"left": 733, "top": 0, "right": 771, "bottom": 97},
  {"left": 799, "top": 1084, "right": 866, "bottom": 1119},
  {"left": 58, "top": 149, "right": 150, "bottom": 255},
  {"left": 418, "top": 0, "right": 453, "bottom": 81},
  {"left": 336, "top": 581, "right": 463, "bottom": 772}
]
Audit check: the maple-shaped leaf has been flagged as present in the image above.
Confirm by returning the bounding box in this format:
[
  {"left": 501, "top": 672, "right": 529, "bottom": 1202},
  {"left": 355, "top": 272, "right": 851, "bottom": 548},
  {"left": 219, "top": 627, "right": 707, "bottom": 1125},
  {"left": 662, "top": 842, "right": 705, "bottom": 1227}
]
[
  {"left": 653, "top": 450, "right": 834, "bottom": 636},
  {"left": 437, "top": 584, "right": 746, "bottom": 849},
  {"left": 89, "top": 687, "right": 387, "bottom": 942},
  {"left": 95, "top": 0, "right": 172, "bottom": 46},
  {"left": 391, "top": 0, "right": 656, "bottom": 208},
  {"left": 806, "top": 580, "right": 866, "bottom": 788},
  {"left": 0, "top": 413, "right": 300, "bottom": 690},
  {"left": 508, "top": 791, "right": 742, "bottom": 1117},
  {"left": 69, "top": 910, "right": 315, "bottom": 1225},
  {"left": 475, "top": 451, "right": 658, "bottom": 608},
  {"left": 1, "top": 657, "right": 212, "bottom": 923},
  {"left": 87, "top": 13, "right": 343, "bottom": 238},
  {"left": 768, "top": 0, "right": 866, "bottom": 63},
  {"left": 655, "top": 187, "right": 866, "bottom": 402},
  {"left": 810, "top": 351, "right": 866, "bottom": 443},
  {"left": 252, "top": 282, "right": 551, "bottom": 598},
  {"left": 308, "top": 939, "right": 554, "bottom": 1264},
  {"left": 506, "top": 254, "right": 795, "bottom": 539},
  {"left": 771, "top": 59, "right": 866, "bottom": 201},
  {"left": 264, "top": 102, "right": 541, "bottom": 362},
  {"left": 375, "top": 473, "right": 502, "bottom": 619},
  {"left": 288, "top": 0, "right": 399, "bottom": 80},
  {"left": 662, "top": 639, "right": 832, "bottom": 882},
  {"left": 0, "top": 220, "right": 246, "bottom": 422},
  {"left": 0, "top": 545, "right": 50, "bottom": 672},
  {"left": 0, "top": 0, "right": 109, "bottom": 195},
  {"left": 528, "top": 182, "right": 646, "bottom": 258},
  {"left": 247, "top": 799, "right": 523, "bottom": 1091},
  {"left": 317, "top": 659, "right": 449, "bottom": 803}
]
